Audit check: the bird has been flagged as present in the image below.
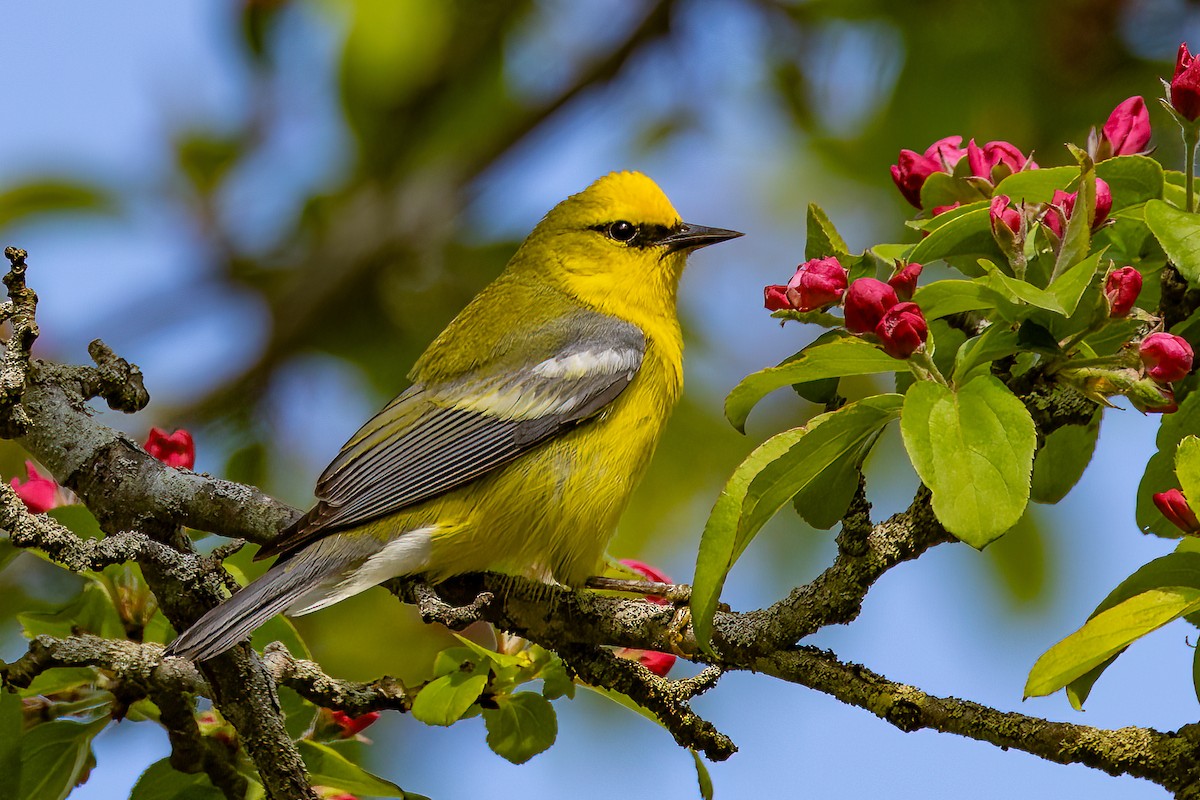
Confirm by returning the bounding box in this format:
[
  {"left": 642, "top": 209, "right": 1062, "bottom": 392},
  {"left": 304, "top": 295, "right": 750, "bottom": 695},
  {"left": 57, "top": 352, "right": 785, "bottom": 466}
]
[{"left": 166, "top": 171, "right": 741, "bottom": 661}]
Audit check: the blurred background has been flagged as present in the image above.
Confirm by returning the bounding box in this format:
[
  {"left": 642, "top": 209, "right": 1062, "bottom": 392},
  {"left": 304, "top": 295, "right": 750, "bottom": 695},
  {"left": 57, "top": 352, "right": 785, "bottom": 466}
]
[{"left": 1, "top": 0, "right": 1198, "bottom": 797}]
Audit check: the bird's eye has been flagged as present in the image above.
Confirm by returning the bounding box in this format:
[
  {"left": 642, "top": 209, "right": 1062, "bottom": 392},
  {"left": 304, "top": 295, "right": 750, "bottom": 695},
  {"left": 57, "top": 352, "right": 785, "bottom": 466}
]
[{"left": 607, "top": 220, "right": 638, "bottom": 243}]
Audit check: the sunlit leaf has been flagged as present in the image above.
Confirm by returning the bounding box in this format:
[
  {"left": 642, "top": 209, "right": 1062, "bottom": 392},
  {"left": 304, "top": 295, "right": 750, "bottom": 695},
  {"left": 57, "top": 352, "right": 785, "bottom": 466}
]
[
  {"left": 130, "top": 758, "right": 224, "bottom": 800},
  {"left": 1145, "top": 199, "right": 1200, "bottom": 287},
  {"left": 299, "top": 740, "right": 428, "bottom": 799},
  {"left": 900, "top": 376, "right": 1035, "bottom": 547},
  {"left": 1026, "top": 587, "right": 1200, "bottom": 699},
  {"left": 805, "top": 203, "right": 850, "bottom": 260},
  {"left": 18, "top": 717, "right": 107, "bottom": 800},
  {"left": 1064, "top": 552, "right": 1200, "bottom": 708},
  {"left": 724, "top": 337, "right": 901, "bottom": 432},
  {"left": 409, "top": 669, "right": 488, "bottom": 727}
]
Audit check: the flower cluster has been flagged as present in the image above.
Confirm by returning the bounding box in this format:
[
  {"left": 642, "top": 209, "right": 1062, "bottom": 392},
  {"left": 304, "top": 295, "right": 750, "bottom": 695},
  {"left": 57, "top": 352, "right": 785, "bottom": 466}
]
[{"left": 766, "top": 258, "right": 928, "bottom": 360}]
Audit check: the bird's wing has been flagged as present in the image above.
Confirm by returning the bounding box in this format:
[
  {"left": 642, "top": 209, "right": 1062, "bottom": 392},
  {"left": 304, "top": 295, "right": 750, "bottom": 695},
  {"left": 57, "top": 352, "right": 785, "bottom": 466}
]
[{"left": 256, "top": 311, "right": 646, "bottom": 559}]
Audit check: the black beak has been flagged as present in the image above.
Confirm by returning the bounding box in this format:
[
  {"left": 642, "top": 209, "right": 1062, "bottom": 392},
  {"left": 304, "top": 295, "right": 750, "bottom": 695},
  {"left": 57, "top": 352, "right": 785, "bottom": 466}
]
[{"left": 661, "top": 222, "right": 744, "bottom": 254}]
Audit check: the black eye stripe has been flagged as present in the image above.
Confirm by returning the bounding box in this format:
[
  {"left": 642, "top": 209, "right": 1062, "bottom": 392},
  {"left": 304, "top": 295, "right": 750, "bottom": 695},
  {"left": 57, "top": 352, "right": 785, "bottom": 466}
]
[{"left": 589, "top": 222, "right": 676, "bottom": 248}]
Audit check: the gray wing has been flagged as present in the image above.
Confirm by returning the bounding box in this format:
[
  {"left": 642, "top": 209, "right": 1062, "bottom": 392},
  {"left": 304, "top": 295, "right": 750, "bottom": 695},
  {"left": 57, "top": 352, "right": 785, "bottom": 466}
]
[{"left": 257, "top": 312, "right": 645, "bottom": 558}]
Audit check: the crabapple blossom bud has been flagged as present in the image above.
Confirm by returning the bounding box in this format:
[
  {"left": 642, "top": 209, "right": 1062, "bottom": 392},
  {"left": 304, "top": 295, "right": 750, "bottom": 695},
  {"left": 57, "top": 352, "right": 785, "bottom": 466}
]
[
  {"left": 1172, "top": 43, "right": 1200, "bottom": 122},
  {"left": 875, "top": 302, "right": 928, "bottom": 359},
  {"left": 785, "top": 257, "right": 848, "bottom": 312},
  {"left": 967, "top": 139, "right": 1037, "bottom": 184},
  {"left": 1153, "top": 488, "right": 1200, "bottom": 534},
  {"left": 890, "top": 136, "right": 967, "bottom": 208},
  {"left": 1103, "top": 266, "right": 1142, "bottom": 317},
  {"left": 764, "top": 285, "right": 789, "bottom": 311},
  {"left": 10, "top": 461, "right": 59, "bottom": 514},
  {"left": 144, "top": 428, "right": 196, "bottom": 470},
  {"left": 1139, "top": 332, "right": 1194, "bottom": 383},
  {"left": 886, "top": 262, "right": 922, "bottom": 302},
  {"left": 843, "top": 278, "right": 898, "bottom": 334},
  {"left": 1101, "top": 96, "right": 1151, "bottom": 157}
]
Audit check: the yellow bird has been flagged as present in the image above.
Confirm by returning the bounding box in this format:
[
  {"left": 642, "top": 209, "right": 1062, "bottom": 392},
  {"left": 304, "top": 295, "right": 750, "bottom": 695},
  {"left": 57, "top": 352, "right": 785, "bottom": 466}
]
[{"left": 167, "top": 171, "right": 741, "bottom": 660}]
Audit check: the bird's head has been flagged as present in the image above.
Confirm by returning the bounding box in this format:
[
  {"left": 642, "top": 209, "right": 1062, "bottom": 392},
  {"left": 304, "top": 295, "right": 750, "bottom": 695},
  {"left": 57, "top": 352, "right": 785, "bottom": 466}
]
[{"left": 516, "top": 172, "right": 742, "bottom": 323}]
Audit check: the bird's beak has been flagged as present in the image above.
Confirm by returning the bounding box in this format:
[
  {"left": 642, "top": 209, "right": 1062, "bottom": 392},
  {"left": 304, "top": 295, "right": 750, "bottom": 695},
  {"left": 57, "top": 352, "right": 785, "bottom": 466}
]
[{"left": 661, "top": 222, "right": 744, "bottom": 254}]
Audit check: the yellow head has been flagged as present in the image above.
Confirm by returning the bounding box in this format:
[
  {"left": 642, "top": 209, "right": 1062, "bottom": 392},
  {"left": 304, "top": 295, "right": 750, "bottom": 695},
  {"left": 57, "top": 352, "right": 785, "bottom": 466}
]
[{"left": 511, "top": 171, "right": 741, "bottom": 328}]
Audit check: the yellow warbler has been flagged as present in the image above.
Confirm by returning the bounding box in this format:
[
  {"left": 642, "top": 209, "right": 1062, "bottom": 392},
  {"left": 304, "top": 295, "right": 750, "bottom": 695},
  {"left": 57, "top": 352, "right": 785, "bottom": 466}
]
[{"left": 167, "top": 171, "right": 740, "bottom": 660}]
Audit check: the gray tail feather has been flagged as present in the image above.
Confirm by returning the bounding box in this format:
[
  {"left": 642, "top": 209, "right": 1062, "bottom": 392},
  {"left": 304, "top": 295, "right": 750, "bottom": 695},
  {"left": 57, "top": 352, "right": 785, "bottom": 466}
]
[{"left": 164, "top": 556, "right": 332, "bottom": 662}]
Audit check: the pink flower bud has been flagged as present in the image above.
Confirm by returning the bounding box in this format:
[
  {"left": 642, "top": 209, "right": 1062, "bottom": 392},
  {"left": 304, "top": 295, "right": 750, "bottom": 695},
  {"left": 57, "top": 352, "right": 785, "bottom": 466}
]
[
  {"left": 989, "top": 195, "right": 1021, "bottom": 235},
  {"left": 10, "top": 461, "right": 59, "bottom": 514},
  {"left": 1104, "top": 266, "right": 1142, "bottom": 317},
  {"left": 843, "top": 278, "right": 898, "bottom": 334},
  {"left": 1044, "top": 179, "right": 1111, "bottom": 238},
  {"left": 144, "top": 428, "right": 195, "bottom": 470},
  {"left": 930, "top": 202, "right": 961, "bottom": 217},
  {"left": 886, "top": 262, "right": 922, "bottom": 302},
  {"left": 785, "top": 257, "right": 848, "bottom": 312},
  {"left": 1173, "top": 43, "right": 1200, "bottom": 122},
  {"left": 1101, "top": 96, "right": 1151, "bottom": 156},
  {"left": 764, "top": 285, "right": 789, "bottom": 311},
  {"left": 1140, "top": 332, "right": 1195, "bottom": 383},
  {"left": 615, "top": 559, "right": 676, "bottom": 676},
  {"left": 875, "top": 302, "right": 929, "bottom": 359},
  {"left": 330, "top": 710, "right": 380, "bottom": 738},
  {"left": 890, "top": 136, "right": 966, "bottom": 208},
  {"left": 967, "top": 139, "right": 1037, "bottom": 184},
  {"left": 1153, "top": 488, "right": 1200, "bottom": 534}
]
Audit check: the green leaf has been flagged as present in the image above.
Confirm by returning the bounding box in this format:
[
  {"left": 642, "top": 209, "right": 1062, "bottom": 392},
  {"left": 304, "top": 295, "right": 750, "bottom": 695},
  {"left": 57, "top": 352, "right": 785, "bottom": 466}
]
[
  {"left": 1026, "top": 587, "right": 1200, "bottom": 698},
  {"left": 298, "top": 740, "right": 428, "bottom": 799},
  {"left": 993, "top": 166, "right": 1078, "bottom": 203},
  {"left": 951, "top": 323, "right": 1020, "bottom": 385},
  {"left": 907, "top": 208, "right": 1004, "bottom": 268},
  {"left": 1031, "top": 414, "right": 1100, "bottom": 504},
  {"left": 900, "top": 376, "right": 1036, "bottom": 547},
  {"left": 1138, "top": 390, "right": 1200, "bottom": 536},
  {"left": 1052, "top": 153, "right": 1095, "bottom": 281},
  {"left": 724, "top": 337, "right": 901, "bottom": 432},
  {"left": 1176, "top": 436, "right": 1200, "bottom": 507},
  {"left": 980, "top": 260, "right": 1066, "bottom": 314},
  {"left": 1095, "top": 155, "right": 1164, "bottom": 210},
  {"left": 909, "top": 279, "right": 998, "bottom": 320},
  {"left": 747, "top": 395, "right": 901, "bottom": 537},
  {"left": 538, "top": 656, "right": 575, "bottom": 701},
  {"left": 1145, "top": 199, "right": 1200, "bottom": 287},
  {"left": 1064, "top": 552, "right": 1200, "bottom": 708},
  {"left": 692, "top": 750, "right": 714, "bottom": 800},
  {"left": 805, "top": 203, "right": 849, "bottom": 260},
  {"left": 482, "top": 692, "right": 557, "bottom": 765},
  {"left": 692, "top": 395, "right": 902, "bottom": 649},
  {"left": 0, "top": 691, "right": 22, "bottom": 800},
  {"left": 409, "top": 669, "right": 488, "bottom": 726},
  {"left": 19, "top": 584, "right": 124, "bottom": 641},
  {"left": 0, "top": 182, "right": 113, "bottom": 229},
  {"left": 130, "top": 758, "right": 224, "bottom": 800},
  {"left": 1048, "top": 250, "right": 1106, "bottom": 318},
  {"left": 918, "top": 172, "right": 990, "bottom": 210},
  {"left": 18, "top": 717, "right": 107, "bottom": 800}
]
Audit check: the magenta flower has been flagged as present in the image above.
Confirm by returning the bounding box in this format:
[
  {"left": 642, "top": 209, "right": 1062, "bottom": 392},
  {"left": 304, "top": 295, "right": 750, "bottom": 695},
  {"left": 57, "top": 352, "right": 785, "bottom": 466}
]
[
  {"left": 1104, "top": 266, "right": 1142, "bottom": 317},
  {"left": 843, "top": 278, "right": 899, "bottom": 334},
  {"left": 886, "top": 263, "right": 922, "bottom": 302},
  {"left": 1154, "top": 488, "right": 1200, "bottom": 534},
  {"left": 10, "top": 461, "right": 59, "bottom": 514},
  {"left": 890, "top": 135, "right": 967, "bottom": 208},
  {"left": 966, "top": 139, "right": 1037, "bottom": 184},
  {"left": 1101, "top": 96, "right": 1151, "bottom": 156},
  {"left": 145, "top": 428, "right": 196, "bottom": 470},
  {"left": 1140, "top": 332, "right": 1194, "bottom": 384},
  {"left": 875, "top": 302, "right": 929, "bottom": 359},
  {"left": 1172, "top": 43, "right": 1200, "bottom": 122}
]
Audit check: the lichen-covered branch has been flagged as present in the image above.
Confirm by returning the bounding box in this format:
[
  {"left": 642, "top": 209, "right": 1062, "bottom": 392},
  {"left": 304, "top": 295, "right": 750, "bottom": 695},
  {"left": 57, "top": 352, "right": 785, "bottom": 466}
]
[{"left": 756, "top": 646, "right": 1200, "bottom": 797}]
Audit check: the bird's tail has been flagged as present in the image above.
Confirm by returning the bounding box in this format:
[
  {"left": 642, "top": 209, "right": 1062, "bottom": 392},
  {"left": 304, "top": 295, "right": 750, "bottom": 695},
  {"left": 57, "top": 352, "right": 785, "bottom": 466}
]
[{"left": 164, "top": 551, "right": 340, "bottom": 662}]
